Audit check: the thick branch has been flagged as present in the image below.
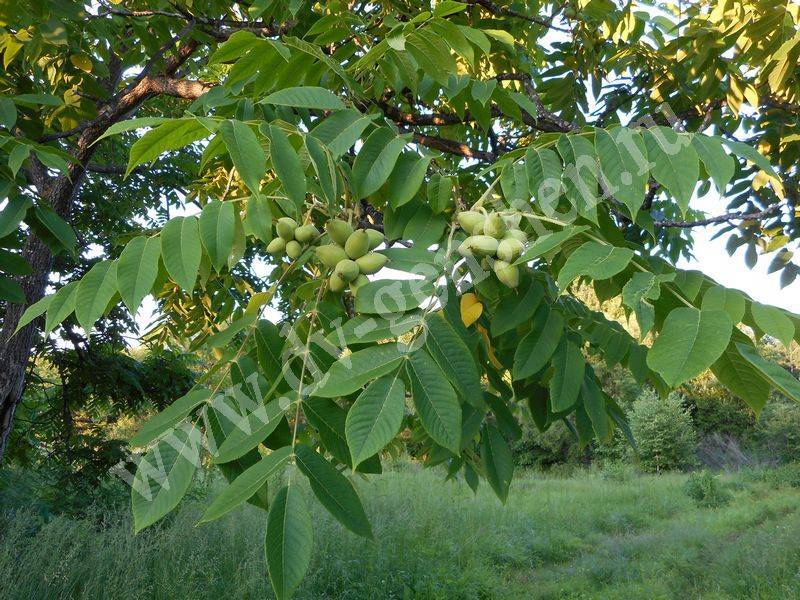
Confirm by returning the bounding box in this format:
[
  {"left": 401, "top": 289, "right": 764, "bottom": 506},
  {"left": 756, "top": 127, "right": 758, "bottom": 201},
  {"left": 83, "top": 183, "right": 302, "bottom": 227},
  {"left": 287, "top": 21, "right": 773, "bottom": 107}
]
[{"left": 409, "top": 132, "right": 495, "bottom": 161}]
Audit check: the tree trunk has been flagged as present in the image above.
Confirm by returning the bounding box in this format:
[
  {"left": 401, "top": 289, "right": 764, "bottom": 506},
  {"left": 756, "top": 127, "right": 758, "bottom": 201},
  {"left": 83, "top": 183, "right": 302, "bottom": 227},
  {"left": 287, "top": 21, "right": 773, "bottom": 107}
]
[{"left": 0, "top": 40, "right": 202, "bottom": 463}]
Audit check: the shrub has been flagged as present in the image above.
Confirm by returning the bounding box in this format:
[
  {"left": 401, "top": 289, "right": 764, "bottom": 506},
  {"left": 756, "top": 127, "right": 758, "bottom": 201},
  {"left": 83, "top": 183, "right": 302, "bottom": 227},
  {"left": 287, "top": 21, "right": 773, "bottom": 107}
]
[
  {"left": 684, "top": 471, "right": 733, "bottom": 508},
  {"left": 512, "top": 420, "right": 585, "bottom": 469},
  {"left": 628, "top": 389, "right": 698, "bottom": 473},
  {"left": 762, "top": 463, "right": 800, "bottom": 489},
  {"left": 753, "top": 399, "right": 800, "bottom": 464}
]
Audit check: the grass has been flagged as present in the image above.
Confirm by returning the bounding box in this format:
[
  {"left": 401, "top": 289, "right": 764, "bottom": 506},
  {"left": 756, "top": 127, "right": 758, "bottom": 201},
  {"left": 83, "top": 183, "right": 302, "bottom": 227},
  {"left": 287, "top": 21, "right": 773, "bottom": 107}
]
[{"left": 2, "top": 463, "right": 800, "bottom": 599}]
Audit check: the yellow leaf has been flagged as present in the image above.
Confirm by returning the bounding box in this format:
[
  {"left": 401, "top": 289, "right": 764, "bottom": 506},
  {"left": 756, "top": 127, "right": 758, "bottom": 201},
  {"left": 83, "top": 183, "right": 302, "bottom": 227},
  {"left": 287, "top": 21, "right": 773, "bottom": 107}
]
[
  {"left": 476, "top": 324, "right": 503, "bottom": 369},
  {"left": 70, "top": 53, "right": 92, "bottom": 73},
  {"left": 460, "top": 292, "right": 483, "bottom": 327},
  {"left": 245, "top": 291, "right": 272, "bottom": 316}
]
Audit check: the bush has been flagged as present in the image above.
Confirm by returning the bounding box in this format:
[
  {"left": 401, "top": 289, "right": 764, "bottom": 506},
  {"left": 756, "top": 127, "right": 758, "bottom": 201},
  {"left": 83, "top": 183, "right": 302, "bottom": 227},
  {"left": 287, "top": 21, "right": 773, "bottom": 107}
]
[
  {"left": 628, "top": 389, "right": 698, "bottom": 473},
  {"left": 684, "top": 471, "right": 733, "bottom": 508},
  {"left": 753, "top": 399, "right": 800, "bottom": 464},
  {"left": 762, "top": 463, "right": 800, "bottom": 489},
  {"left": 512, "top": 420, "right": 585, "bottom": 469}
]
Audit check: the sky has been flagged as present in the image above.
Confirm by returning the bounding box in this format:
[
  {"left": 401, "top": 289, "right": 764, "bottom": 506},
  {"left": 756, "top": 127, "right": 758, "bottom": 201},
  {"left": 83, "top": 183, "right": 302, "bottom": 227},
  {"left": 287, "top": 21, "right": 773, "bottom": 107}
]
[{"left": 677, "top": 191, "right": 799, "bottom": 314}]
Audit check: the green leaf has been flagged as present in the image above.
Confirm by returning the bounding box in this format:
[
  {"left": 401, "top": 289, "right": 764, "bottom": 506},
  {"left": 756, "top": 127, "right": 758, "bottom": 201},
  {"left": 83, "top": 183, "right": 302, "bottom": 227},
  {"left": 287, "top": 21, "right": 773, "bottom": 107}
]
[
  {"left": 0, "top": 275, "right": 24, "bottom": 303},
  {"left": 265, "top": 482, "right": 313, "bottom": 600},
  {"left": 406, "top": 349, "right": 461, "bottom": 454},
  {"left": 556, "top": 241, "right": 634, "bottom": 291},
  {"left": 244, "top": 195, "right": 273, "bottom": 242},
  {"left": 0, "top": 97, "right": 17, "bottom": 128},
  {"left": 130, "top": 388, "right": 212, "bottom": 447},
  {"left": 424, "top": 313, "right": 483, "bottom": 406},
  {"left": 27, "top": 206, "right": 77, "bottom": 256},
  {"left": 313, "top": 343, "right": 407, "bottom": 398},
  {"left": 750, "top": 302, "right": 795, "bottom": 348},
  {"left": 200, "top": 446, "right": 292, "bottom": 524},
  {"left": 556, "top": 134, "right": 600, "bottom": 222},
  {"left": 736, "top": 342, "right": 800, "bottom": 405},
  {"left": 480, "top": 423, "right": 513, "bottom": 503},
  {"left": 525, "top": 147, "right": 562, "bottom": 212},
  {"left": 161, "top": 216, "right": 202, "bottom": 291},
  {"left": 386, "top": 153, "right": 432, "bottom": 208},
  {"left": 701, "top": 286, "right": 746, "bottom": 323},
  {"left": 549, "top": 338, "right": 585, "bottom": 412},
  {"left": 710, "top": 330, "right": 770, "bottom": 415},
  {"left": 75, "top": 260, "right": 118, "bottom": 333},
  {"left": 199, "top": 201, "right": 236, "bottom": 272},
  {"left": 305, "top": 135, "right": 339, "bottom": 209},
  {"left": 491, "top": 279, "right": 544, "bottom": 336},
  {"left": 44, "top": 281, "right": 78, "bottom": 334},
  {"left": 117, "top": 236, "right": 161, "bottom": 313},
  {"left": 0, "top": 248, "right": 31, "bottom": 275},
  {"left": 643, "top": 127, "right": 698, "bottom": 215},
  {"left": 206, "top": 314, "right": 257, "bottom": 349},
  {"left": 691, "top": 134, "right": 735, "bottom": 194},
  {"left": 309, "top": 110, "right": 374, "bottom": 158},
  {"left": 513, "top": 226, "right": 589, "bottom": 265},
  {"left": 647, "top": 308, "right": 732, "bottom": 386},
  {"left": 722, "top": 139, "right": 777, "bottom": 177},
  {"left": 595, "top": 127, "right": 648, "bottom": 220},
  {"left": 132, "top": 423, "right": 200, "bottom": 533},
  {"left": 351, "top": 128, "right": 407, "bottom": 199},
  {"left": 126, "top": 118, "right": 210, "bottom": 176},
  {"left": 212, "top": 399, "right": 286, "bottom": 464},
  {"left": 91, "top": 117, "right": 168, "bottom": 144},
  {"left": 0, "top": 196, "right": 32, "bottom": 238},
  {"left": 263, "top": 86, "right": 345, "bottom": 110},
  {"left": 219, "top": 119, "right": 266, "bottom": 196},
  {"left": 13, "top": 294, "right": 53, "bottom": 334},
  {"left": 581, "top": 373, "right": 609, "bottom": 440},
  {"left": 345, "top": 372, "right": 406, "bottom": 468},
  {"left": 512, "top": 305, "right": 564, "bottom": 380},
  {"left": 267, "top": 125, "right": 307, "bottom": 214},
  {"left": 295, "top": 444, "right": 372, "bottom": 538},
  {"left": 327, "top": 312, "right": 424, "bottom": 345},
  {"left": 354, "top": 279, "right": 434, "bottom": 314}
]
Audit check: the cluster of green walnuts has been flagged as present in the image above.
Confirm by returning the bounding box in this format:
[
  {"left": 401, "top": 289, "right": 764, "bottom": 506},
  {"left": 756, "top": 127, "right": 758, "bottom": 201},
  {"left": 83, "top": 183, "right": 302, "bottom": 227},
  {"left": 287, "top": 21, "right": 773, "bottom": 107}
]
[
  {"left": 266, "top": 216, "right": 387, "bottom": 295},
  {"left": 457, "top": 209, "right": 527, "bottom": 288}
]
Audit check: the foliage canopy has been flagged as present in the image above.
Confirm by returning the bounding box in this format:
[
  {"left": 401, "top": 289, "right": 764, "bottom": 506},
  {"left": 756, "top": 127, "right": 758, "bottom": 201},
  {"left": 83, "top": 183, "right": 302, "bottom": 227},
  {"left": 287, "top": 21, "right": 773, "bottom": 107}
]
[{"left": 2, "top": 0, "right": 800, "bottom": 596}]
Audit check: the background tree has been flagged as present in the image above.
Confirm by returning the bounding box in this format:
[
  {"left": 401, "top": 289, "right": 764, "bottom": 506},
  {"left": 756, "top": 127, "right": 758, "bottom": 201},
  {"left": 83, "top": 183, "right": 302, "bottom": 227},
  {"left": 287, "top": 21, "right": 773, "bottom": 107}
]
[{"left": 2, "top": 1, "right": 800, "bottom": 597}]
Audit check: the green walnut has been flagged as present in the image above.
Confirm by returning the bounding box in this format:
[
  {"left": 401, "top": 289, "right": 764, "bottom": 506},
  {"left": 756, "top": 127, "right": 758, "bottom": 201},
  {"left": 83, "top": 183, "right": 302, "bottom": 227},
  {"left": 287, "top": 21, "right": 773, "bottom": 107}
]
[
  {"left": 505, "top": 229, "right": 527, "bottom": 243},
  {"left": 350, "top": 274, "right": 369, "bottom": 295},
  {"left": 276, "top": 217, "right": 297, "bottom": 241},
  {"left": 458, "top": 235, "right": 499, "bottom": 258},
  {"left": 494, "top": 259, "right": 520, "bottom": 288},
  {"left": 457, "top": 211, "right": 486, "bottom": 235},
  {"left": 294, "top": 224, "right": 320, "bottom": 243},
  {"left": 366, "top": 228, "right": 385, "bottom": 250},
  {"left": 483, "top": 213, "right": 506, "bottom": 239},
  {"left": 334, "top": 258, "right": 360, "bottom": 282},
  {"left": 315, "top": 244, "right": 348, "bottom": 269},
  {"left": 285, "top": 240, "right": 303, "bottom": 259},
  {"left": 356, "top": 252, "right": 388, "bottom": 275},
  {"left": 326, "top": 219, "right": 353, "bottom": 246},
  {"left": 328, "top": 274, "right": 347, "bottom": 293},
  {"left": 266, "top": 237, "right": 286, "bottom": 256},
  {"left": 344, "top": 229, "right": 370, "bottom": 259},
  {"left": 496, "top": 237, "right": 524, "bottom": 262}
]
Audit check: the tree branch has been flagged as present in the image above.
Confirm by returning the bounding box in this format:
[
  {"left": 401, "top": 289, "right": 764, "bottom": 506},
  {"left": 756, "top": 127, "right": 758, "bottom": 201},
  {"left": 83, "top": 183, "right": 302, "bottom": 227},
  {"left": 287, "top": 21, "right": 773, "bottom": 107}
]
[
  {"left": 464, "top": 0, "right": 571, "bottom": 34},
  {"left": 653, "top": 205, "right": 782, "bottom": 228}
]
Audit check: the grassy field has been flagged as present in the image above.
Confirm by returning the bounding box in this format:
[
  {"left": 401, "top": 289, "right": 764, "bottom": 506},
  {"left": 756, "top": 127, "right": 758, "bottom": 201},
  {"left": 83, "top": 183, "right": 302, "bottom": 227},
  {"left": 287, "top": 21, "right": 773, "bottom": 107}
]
[{"left": 2, "top": 464, "right": 800, "bottom": 599}]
